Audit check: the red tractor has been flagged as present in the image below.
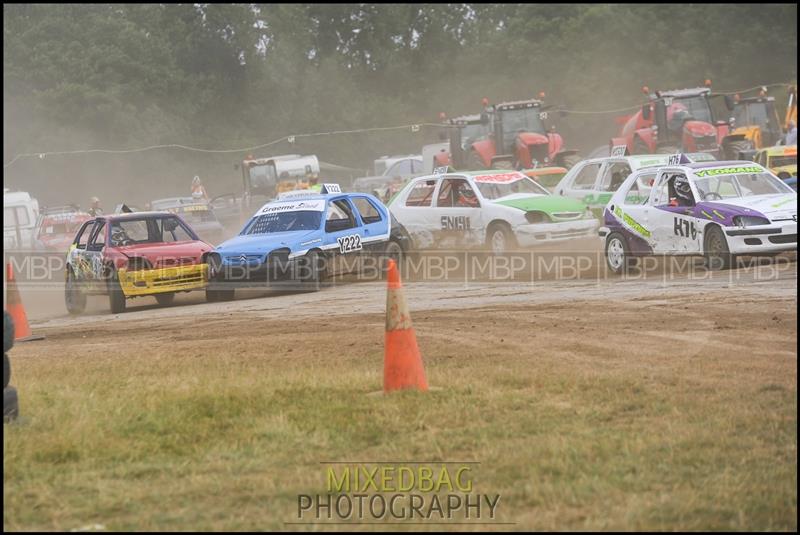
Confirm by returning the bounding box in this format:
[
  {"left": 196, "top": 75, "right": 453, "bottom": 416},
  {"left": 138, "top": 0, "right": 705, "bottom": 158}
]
[
  {"left": 425, "top": 113, "right": 487, "bottom": 171},
  {"left": 463, "top": 95, "right": 581, "bottom": 171},
  {"left": 610, "top": 82, "right": 753, "bottom": 160}
]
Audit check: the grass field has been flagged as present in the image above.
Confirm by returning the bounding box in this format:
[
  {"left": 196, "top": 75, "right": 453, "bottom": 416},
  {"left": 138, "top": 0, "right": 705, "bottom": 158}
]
[{"left": 3, "top": 291, "right": 797, "bottom": 531}]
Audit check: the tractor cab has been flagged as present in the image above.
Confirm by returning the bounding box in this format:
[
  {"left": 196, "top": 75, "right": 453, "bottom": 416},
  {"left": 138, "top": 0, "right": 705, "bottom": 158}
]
[
  {"left": 614, "top": 82, "right": 752, "bottom": 160},
  {"left": 465, "top": 95, "right": 579, "bottom": 171},
  {"left": 729, "top": 93, "right": 783, "bottom": 149}
]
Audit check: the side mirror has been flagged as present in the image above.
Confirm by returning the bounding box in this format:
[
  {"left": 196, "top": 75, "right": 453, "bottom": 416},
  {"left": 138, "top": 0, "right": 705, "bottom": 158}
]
[
  {"left": 642, "top": 104, "right": 651, "bottom": 121},
  {"left": 724, "top": 95, "right": 735, "bottom": 111}
]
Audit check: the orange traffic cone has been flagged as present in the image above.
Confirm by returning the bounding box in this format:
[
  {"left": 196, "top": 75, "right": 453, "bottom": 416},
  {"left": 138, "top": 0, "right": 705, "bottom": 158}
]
[
  {"left": 5, "top": 263, "right": 44, "bottom": 342},
  {"left": 384, "top": 259, "right": 428, "bottom": 393}
]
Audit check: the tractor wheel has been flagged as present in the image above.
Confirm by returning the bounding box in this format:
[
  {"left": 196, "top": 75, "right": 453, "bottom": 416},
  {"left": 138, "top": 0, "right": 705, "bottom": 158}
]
[
  {"left": 558, "top": 153, "right": 582, "bottom": 170},
  {"left": 632, "top": 139, "right": 649, "bottom": 155},
  {"left": 723, "top": 139, "right": 752, "bottom": 160},
  {"left": 655, "top": 145, "right": 680, "bottom": 155},
  {"left": 468, "top": 151, "right": 486, "bottom": 171}
]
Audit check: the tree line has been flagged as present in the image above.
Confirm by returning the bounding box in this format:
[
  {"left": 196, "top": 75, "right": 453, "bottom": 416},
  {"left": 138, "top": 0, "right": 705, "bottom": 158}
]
[{"left": 3, "top": 3, "right": 797, "bottom": 205}]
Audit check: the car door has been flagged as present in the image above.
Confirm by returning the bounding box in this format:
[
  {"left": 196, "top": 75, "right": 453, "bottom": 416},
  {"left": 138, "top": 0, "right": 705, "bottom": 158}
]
[
  {"left": 647, "top": 170, "right": 700, "bottom": 254},
  {"left": 557, "top": 161, "right": 603, "bottom": 205},
  {"left": 323, "top": 197, "right": 365, "bottom": 275},
  {"left": 434, "top": 177, "right": 484, "bottom": 248},
  {"left": 392, "top": 177, "right": 439, "bottom": 249},
  {"left": 350, "top": 196, "right": 390, "bottom": 254},
  {"left": 68, "top": 220, "right": 96, "bottom": 282}
]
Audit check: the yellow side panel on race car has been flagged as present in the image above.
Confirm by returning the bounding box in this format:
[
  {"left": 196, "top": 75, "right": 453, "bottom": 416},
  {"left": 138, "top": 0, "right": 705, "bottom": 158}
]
[{"left": 118, "top": 263, "right": 208, "bottom": 297}]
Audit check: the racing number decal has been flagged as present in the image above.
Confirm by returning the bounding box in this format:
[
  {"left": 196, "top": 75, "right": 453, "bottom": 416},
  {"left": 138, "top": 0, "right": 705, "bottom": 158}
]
[
  {"left": 441, "top": 216, "right": 471, "bottom": 231},
  {"left": 673, "top": 217, "right": 697, "bottom": 240},
  {"left": 337, "top": 234, "right": 362, "bottom": 253}
]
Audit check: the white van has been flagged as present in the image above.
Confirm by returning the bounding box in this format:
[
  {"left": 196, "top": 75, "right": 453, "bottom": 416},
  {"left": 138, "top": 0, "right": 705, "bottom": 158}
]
[{"left": 4, "top": 189, "right": 40, "bottom": 250}]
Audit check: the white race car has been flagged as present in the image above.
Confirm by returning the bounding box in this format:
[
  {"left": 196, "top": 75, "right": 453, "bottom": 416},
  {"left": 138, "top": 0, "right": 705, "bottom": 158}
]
[
  {"left": 552, "top": 152, "right": 718, "bottom": 215},
  {"left": 388, "top": 170, "right": 598, "bottom": 252},
  {"left": 599, "top": 159, "right": 797, "bottom": 272}
]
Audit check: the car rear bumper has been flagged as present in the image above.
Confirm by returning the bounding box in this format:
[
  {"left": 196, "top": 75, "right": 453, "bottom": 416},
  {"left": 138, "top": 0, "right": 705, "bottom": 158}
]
[{"left": 118, "top": 264, "right": 208, "bottom": 296}]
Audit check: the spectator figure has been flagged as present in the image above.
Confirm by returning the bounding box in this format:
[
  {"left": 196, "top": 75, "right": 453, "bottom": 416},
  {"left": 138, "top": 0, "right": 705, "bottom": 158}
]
[
  {"left": 191, "top": 176, "right": 209, "bottom": 201},
  {"left": 88, "top": 197, "right": 103, "bottom": 216},
  {"left": 785, "top": 120, "right": 797, "bottom": 146}
]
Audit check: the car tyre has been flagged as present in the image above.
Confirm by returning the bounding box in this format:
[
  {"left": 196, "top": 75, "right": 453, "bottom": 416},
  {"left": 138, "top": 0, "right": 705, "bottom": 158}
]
[
  {"left": 486, "top": 223, "right": 517, "bottom": 254},
  {"left": 384, "top": 240, "right": 404, "bottom": 273},
  {"left": 65, "top": 268, "right": 87, "bottom": 315},
  {"left": 557, "top": 153, "right": 582, "bottom": 170},
  {"left": 605, "top": 232, "right": 639, "bottom": 274},
  {"left": 299, "top": 250, "right": 323, "bottom": 291},
  {"left": 704, "top": 225, "right": 733, "bottom": 270},
  {"left": 107, "top": 268, "right": 127, "bottom": 314},
  {"left": 4, "top": 386, "right": 18, "bottom": 422}
]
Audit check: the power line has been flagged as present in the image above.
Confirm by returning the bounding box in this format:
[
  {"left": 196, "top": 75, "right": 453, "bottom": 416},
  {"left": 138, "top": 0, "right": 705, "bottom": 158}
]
[
  {"left": 2, "top": 122, "right": 447, "bottom": 169},
  {"left": 4, "top": 82, "right": 795, "bottom": 167}
]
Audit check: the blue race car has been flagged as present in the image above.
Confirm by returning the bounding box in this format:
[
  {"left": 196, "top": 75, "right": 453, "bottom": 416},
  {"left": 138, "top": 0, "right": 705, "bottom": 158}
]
[{"left": 206, "top": 185, "right": 411, "bottom": 299}]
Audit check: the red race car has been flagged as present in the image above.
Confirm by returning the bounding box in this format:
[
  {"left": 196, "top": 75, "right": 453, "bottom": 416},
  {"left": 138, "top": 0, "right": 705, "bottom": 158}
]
[
  {"left": 64, "top": 211, "right": 215, "bottom": 314},
  {"left": 34, "top": 209, "right": 92, "bottom": 252}
]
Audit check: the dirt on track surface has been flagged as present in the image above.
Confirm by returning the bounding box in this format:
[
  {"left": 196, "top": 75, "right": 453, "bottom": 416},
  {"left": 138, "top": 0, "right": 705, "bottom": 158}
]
[{"left": 4, "top": 246, "right": 797, "bottom": 530}]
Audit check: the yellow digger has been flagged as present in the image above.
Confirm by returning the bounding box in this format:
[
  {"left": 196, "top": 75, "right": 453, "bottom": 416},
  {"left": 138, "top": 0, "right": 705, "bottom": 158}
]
[{"left": 725, "top": 85, "right": 796, "bottom": 151}]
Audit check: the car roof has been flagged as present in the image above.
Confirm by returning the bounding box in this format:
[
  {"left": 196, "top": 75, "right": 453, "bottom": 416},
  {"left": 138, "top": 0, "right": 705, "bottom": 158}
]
[{"left": 98, "top": 211, "right": 179, "bottom": 221}]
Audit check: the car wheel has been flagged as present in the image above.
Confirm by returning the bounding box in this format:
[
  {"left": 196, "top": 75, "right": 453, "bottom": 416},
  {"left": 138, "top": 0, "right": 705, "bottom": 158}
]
[
  {"left": 4, "top": 311, "right": 14, "bottom": 355},
  {"left": 65, "top": 268, "right": 87, "bottom": 315},
  {"left": 107, "top": 269, "right": 127, "bottom": 314},
  {"left": 384, "top": 240, "right": 404, "bottom": 271},
  {"left": 704, "top": 225, "right": 733, "bottom": 270},
  {"left": 299, "top": 250, "right": 323, "bottom": 291},
  {"left": 4, "top": 386, "right": 18, "bottom": 422},
  {"left": 155, "top": 292, "right": 175, "bottom": 306},
  {"left": 486, "top": 223, "right": 517, "bottom": 254},
  {"left": 605, "top": 232, "right": 638, "bottom": 274}
]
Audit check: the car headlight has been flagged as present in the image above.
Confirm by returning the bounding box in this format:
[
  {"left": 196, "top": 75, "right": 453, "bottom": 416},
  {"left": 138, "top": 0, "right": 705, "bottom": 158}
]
[
  {"left": 525, "top": 211, "right": 551, "bottom": 224},
  {"left": 733, "top": 215, "right": 770, "bottom": 228}
]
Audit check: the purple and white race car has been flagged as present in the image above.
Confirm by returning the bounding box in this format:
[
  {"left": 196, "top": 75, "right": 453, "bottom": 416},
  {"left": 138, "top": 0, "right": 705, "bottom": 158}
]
[{"left": 598, "top": 158, "right": 797, "bottom": 272}]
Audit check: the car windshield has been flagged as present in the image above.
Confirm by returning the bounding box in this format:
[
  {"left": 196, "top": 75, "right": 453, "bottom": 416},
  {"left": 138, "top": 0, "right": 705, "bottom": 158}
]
[
  {"left": 475, "top": 176, "right": 550, "bottom": 199},
  {"left": 242, "top": 211, "right": 321, "bottom": 235},
  {"left": 110, "top": 216, "right": 194, "bottom": 245},
  {"left": 770, "top": 155, "right": 797, "bottom": 168},
  {"left": 693, "top": 171, "right": 794, "bottom": 200}
]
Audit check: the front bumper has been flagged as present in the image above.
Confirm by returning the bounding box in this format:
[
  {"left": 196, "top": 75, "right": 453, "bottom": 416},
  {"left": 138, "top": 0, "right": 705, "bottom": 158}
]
[
  {"left": 215, "top": 253, "right": 298, "bottom": 285},
  {"left": 515, "top": 218, "right": 599, "bottom": 247},
  {"left": 118, "top": 263, "right": 208, "bottom": 297},
  {"left": 724, "top": 222, "right": 797, "bottom": 254}
]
